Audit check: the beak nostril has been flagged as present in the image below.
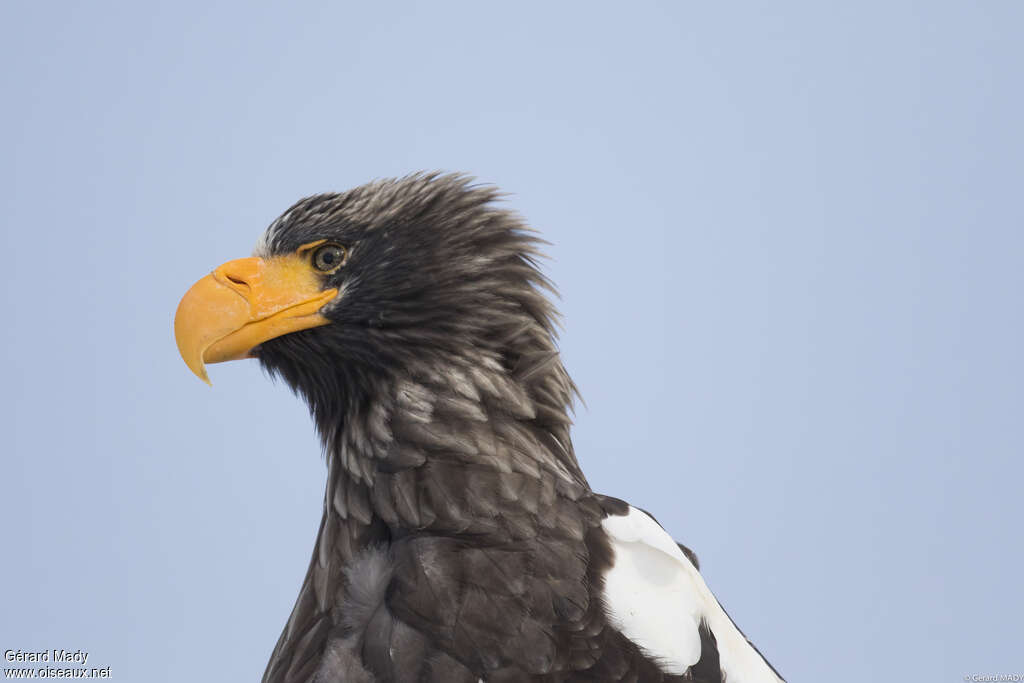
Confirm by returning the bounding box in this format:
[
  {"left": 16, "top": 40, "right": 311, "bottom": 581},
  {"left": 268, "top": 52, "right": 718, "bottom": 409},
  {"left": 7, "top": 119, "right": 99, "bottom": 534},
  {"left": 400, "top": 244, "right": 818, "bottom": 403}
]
[{"left": 213, "top": 258, "right": 262, "bottom": 295}]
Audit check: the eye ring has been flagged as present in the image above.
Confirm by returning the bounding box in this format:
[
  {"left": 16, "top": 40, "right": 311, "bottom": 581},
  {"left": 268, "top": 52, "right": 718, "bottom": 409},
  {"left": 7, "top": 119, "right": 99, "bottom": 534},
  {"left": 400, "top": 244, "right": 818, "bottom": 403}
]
[{"left": 311, "top": 243, "right": 348, "bottom": 273}]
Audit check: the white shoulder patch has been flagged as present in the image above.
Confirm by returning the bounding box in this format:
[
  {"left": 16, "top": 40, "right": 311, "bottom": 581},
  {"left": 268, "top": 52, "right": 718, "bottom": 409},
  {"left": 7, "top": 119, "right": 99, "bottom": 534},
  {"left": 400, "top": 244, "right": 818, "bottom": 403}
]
[{"left": 600, "top": 507, "right": 783, "bottom": 682}]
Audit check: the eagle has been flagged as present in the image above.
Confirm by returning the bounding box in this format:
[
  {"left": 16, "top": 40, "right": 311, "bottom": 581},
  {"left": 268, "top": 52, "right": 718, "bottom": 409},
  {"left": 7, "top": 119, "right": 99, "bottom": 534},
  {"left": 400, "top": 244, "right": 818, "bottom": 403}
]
[{"left": 174, "top": 173, "right": 785, "bottom": 683}]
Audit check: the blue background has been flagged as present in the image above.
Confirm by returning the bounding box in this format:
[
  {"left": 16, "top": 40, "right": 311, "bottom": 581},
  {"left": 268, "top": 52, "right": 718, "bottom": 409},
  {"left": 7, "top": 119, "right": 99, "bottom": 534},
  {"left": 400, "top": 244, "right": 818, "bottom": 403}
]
[{"left": 2, "top": 2, "right": 1021, "bottom": 680}]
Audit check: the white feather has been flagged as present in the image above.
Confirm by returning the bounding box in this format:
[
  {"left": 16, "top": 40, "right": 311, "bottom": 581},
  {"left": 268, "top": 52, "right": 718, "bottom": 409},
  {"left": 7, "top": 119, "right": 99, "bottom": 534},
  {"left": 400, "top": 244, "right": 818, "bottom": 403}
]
[{"left": 601, "top": 507, "right": 783, "bottom": 682}]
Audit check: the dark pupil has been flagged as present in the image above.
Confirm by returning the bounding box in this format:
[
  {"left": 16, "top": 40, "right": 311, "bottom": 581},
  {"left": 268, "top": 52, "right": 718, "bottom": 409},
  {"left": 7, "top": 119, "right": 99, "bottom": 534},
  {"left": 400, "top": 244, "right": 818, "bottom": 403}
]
[{"left": 317, "top": 247, "right": 340, "bottom": 268}]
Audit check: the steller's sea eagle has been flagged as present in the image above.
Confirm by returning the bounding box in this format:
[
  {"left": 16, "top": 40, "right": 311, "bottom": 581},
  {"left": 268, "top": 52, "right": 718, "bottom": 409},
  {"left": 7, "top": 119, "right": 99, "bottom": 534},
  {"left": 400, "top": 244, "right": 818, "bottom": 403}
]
[{"left": 174, "top": 173, "right": 785, "bottom": 682}]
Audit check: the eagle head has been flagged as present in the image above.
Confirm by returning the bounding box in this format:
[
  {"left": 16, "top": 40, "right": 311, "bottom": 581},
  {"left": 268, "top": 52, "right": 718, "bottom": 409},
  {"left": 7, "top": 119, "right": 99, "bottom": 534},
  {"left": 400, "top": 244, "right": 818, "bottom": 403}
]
[{"left": 175, "top": 173, "right": 573, "bottom": 446}]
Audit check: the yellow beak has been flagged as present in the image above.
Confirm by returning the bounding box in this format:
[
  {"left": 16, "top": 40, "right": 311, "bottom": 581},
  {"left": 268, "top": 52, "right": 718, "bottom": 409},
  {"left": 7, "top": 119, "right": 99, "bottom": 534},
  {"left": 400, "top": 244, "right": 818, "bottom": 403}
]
[{"left": 174, "top": 255, "right": 338, "bottom": 385}]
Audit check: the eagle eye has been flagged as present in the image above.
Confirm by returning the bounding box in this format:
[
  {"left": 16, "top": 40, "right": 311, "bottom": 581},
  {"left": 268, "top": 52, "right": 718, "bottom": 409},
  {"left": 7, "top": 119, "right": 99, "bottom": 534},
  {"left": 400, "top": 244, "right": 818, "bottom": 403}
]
[{"left": 311, "top": 243, "right": 348, "bottom": 273}]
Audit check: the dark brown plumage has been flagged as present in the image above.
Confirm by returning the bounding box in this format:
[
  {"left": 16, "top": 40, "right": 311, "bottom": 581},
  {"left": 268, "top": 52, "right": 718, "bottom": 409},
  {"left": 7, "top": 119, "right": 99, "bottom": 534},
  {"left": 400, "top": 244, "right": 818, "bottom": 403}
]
[{"left": 186, "top": 173, "right": 781, "bottom": 682}]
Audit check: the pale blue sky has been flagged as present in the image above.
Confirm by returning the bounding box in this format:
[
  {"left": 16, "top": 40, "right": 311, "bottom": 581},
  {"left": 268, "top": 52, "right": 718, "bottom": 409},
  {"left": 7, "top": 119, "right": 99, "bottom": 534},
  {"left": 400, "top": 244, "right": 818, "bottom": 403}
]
[{"left": 1, "top": 1, "right": 1021, "bottom": 681}]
